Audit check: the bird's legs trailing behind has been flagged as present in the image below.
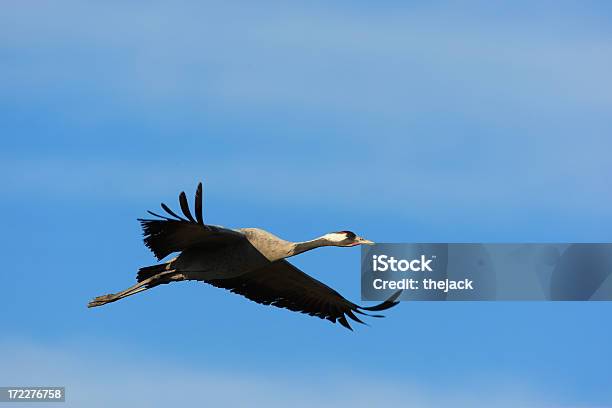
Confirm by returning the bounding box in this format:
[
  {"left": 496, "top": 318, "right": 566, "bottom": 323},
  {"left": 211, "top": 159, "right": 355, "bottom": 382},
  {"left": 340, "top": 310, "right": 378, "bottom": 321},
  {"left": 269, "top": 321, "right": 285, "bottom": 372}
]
[{"left": 88, "top": 270, "right": 183, "bottom": 307}]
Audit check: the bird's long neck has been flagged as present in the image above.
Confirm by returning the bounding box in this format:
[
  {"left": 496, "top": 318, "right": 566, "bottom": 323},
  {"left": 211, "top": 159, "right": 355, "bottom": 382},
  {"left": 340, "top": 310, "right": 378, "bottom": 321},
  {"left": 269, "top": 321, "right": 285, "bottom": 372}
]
[{"left": 289, "top": 237, "right": 330, "bottom": 257}]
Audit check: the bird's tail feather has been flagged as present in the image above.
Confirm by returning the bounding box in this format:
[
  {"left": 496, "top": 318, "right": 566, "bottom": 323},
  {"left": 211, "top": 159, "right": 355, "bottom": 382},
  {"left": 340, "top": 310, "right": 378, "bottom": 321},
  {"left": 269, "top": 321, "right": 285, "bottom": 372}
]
[
  {"left": 137, "top": 264, "right": 167, "bottom": 282},
  {"left": 136, "top": 260, "right": 174, "bottom": 282}
]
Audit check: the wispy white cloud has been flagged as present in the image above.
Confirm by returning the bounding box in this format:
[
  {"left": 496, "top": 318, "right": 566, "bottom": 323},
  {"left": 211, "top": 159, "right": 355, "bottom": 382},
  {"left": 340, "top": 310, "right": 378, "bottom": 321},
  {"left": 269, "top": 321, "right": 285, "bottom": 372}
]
[
  {"left": 0, "top": 338, "right": 553, "bottom": 408},
  {"left": 1, "top": 154, "right": 610, "bottom": 219},
  {"left": 1, "top": 1, "right": 611, "bottom": 220},
  {"left": 1, "top": 0, "right": 611, "bottom": 122}
]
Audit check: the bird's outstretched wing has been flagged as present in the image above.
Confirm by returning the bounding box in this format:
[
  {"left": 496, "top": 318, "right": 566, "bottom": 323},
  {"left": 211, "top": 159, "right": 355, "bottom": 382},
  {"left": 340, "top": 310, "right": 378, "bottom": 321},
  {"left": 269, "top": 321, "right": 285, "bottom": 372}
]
[
  {"left": 205, "top": 260, "right": 401, "bottom": 330},
  {"left": 138, "top": 182, "right": 244, "bottom": 260}
]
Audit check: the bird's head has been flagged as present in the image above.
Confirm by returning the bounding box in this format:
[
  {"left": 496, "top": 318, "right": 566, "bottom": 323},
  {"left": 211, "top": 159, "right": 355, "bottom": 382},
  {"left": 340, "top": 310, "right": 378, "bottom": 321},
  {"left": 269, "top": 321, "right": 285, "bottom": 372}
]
[{"left": 323, "top": 231, "right": 375, "bottom": 247}]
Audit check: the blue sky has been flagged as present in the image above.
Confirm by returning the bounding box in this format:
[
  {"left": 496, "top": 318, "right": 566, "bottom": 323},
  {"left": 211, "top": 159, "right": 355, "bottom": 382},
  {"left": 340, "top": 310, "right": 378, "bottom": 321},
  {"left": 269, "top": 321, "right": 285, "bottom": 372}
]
[{"left": 1, "top": 1, "right": 611, "bottom": 406}]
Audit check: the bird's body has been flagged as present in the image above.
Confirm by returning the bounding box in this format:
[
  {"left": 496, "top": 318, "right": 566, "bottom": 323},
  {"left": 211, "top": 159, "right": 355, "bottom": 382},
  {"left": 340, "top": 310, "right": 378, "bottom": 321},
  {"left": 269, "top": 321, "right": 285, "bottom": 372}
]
[
  {"left": 89, "top": 183, "right": 400, "bottom": 330},
  {"left": 175, "top": 232, "right": 269, "bottom": 279}
]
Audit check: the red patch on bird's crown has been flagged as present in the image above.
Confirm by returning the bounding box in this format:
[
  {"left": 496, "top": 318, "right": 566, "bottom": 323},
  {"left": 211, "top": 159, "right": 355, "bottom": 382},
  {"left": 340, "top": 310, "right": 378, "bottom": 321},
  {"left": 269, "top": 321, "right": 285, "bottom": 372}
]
[{"left": 335, "top": 230, "right": 356, "bottom": 239}]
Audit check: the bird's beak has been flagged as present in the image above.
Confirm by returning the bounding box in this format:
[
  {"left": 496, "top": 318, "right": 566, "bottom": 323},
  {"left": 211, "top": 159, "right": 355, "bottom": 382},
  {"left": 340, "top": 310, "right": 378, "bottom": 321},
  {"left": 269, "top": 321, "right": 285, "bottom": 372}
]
[{"left": 358, "top": 237, "right": 375, "bottom": 245}]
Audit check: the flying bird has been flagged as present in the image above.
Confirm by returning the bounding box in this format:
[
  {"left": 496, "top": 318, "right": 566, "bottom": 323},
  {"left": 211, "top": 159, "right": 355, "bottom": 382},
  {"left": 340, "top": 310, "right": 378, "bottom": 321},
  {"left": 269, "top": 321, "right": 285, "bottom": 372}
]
[{"left": 88, "top": 182, "right": 400, "bottom": 330}]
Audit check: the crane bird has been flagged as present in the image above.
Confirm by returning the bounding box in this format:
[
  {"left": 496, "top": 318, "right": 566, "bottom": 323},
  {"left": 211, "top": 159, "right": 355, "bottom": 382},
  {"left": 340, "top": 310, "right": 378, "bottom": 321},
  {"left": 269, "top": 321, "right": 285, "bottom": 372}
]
[{"left": 88, "top": 182, "right": 400, "bottom": 330}]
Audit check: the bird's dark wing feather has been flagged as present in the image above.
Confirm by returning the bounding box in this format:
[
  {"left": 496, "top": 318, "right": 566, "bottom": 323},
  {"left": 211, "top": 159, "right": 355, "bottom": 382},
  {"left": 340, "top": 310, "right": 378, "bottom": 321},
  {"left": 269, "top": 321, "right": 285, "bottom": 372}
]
[
  {"left": 205, "top": 260, "right": 401, "bottom": 330},
  {"left": 138, "top": 182, "right": 244, "bottom": 260}
]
